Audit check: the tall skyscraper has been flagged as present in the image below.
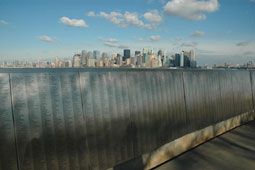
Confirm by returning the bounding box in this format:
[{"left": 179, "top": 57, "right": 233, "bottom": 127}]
[
  {"left": 93, "top": 50, "right": 100, "bottom": 59},
  {"left": 135, "top": 51, "right": 141, "bottom": 56},
  {"left": 81, "top": 50, "right": 87, "bottom": 66},
  {"left": 123, "top": 49, "right": 131, "bottom": 61},
  {"left": 158, "top": 50, "right": 163, "bottom": 56},
  {"left": 102, "top": 52, "right": 108, "bottom": 59},
  {"left": 180, "top": 51, "right": 184, "bottom": 67},
  {"left": 73, "top": 54, "right": 81, "bottom": 67},
  {"left": 174, "top": 54, "right": 181, "bottom": 67}
]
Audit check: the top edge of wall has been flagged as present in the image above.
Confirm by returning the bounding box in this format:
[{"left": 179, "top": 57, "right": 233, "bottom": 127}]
[{"left": 0, "top": 68, "right": 253, "bottom": 73}]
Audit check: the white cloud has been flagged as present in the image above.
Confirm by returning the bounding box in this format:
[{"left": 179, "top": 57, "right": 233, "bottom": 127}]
[
  {"left": 97, "top": 11, "right": 161, "bottom": 29},
  {"left": 87, "top": 11, "right": 95, "bottom": 17},
  {"left": 0, "top": 20, "right": 8, "bottom": 24},
  {"left": 176, "top": 37, "right": 184, "bottom": 41},
  {"left": 144, "top": 10, "right": 163, "bottom": 24},
  {"left": 163, "top": 0, "right": 219, "bottom": 20},
  {"left": 37, "top": 36, "right": 53, "bottom": 42},
  {"left": 181, "top": 41, "right": 198, "bottom": 47},
  {"left": 243, "top": 51, "right": 253, "bottom": 56},
  {"left": 104, "top": 42, "right": 128, "bottom": 49},
  {"left": 148, "top": 0, "right": 166, "bottom": 4},
  {"left": 149, "top": 35, "right": 161, "bottom": 41},
  {"left": 106, "top": 38, "right": 118, "bottom": 43},
  {"left": 236, "top": 41, "right": 251, "bottom": 46},
  {"left": 190, "top": 31, "right": 205, "bottom": 38},
  {"left": 60, "top": 16, "right": 88, "bottom": 27},
  {"left": 98, "top": 36, "right": 104, "bottom": 41},
  {"left": 98, "top": 37, "right": 127, "bottom": 49},
  {"left": 133, "top": 37, "right": 144, "bottom": 41}
]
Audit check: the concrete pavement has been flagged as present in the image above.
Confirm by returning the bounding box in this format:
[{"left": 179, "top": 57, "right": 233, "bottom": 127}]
[{"left": 154, "top": 121, "right": 255, "bottom": 170}]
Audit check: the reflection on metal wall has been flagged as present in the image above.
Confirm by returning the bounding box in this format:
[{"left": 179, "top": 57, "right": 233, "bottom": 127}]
[
  {"left": 0, "top": 69, "right": 254, "bottom": 170},
  {"left": 0, "top": 73, "right": 18, "bottom": 170}
]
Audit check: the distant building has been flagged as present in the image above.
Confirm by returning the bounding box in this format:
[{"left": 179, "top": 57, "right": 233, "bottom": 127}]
[
  {"left": 117, "top": 54, "right": 123, "bottom": 66},
  {"left": 87, "top": 52, "right": 93, "bottom": 59},
  {"left": 93, "top": 50, "right": 100, "bottom": 59},
  {"left": 73, "top": 54, "right": 81, "bottom": 67},
  {"left": 81, "top": 50, "right": 87, "bottom": 66},
  {"left": 87, "top": 58, "right": 95, "bottom": 67},
  {"left": 135, "top": 51, "right": 141, "bottom": 56},
  {"left": 102, "top": 52, "right": 108, "bottom": 59},
  {"left": 180, "top": 51, "right": 184, "bottom": 67},
  {"left": 174, "top": 54, "right": 181, "bottom": 67},
  {"left": 123, "top": 49, "right": 131, "bottom": 61}
]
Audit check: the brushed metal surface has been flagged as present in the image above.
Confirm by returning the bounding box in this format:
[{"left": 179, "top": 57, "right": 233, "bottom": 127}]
[
  {"left": 250, "top": 71, "right": 255, "bottom": 108},
  {"left": 10, "top": 72, "right": 87, "bottom": 170},
  {"left": 164, "top": 71, "right": 187, "bottom": 141},
  {"left": 2, "top": 69, "right": 254, "bottom": 170},
  {"left": 183, "top": 71, "right": 215, "bottom": 131},
  {"left": 0, "top": 74, "right": 18, "bottom": 170}
]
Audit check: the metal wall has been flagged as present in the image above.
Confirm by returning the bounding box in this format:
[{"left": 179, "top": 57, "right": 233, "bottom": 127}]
[{"left": 0, "top": 69, "right": 254, "bottom": 170}]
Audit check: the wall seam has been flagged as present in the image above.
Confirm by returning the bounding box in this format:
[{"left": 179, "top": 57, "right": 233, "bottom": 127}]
[
  {"left": 181, "top": 71, "right": 188, "bottom": 132},
  {"left": 78, "top": 71, "right": 90, "bottom": 169},
  {"left": 8, "top": 73, "right": 20, "bottom": 170},
  {"left": 249, "top": 71, "right": 255, "bottom": 111}
]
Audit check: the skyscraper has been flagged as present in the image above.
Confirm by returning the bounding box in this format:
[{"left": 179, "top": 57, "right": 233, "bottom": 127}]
[
  {"left": 81, "top": 50, "right": 87, "bottom": 66},
  {"left": 135, "top": 51, "right": 141, "bottom": 56},
  {"left": 93, "top": 50, "right": 100, "bottom": 59},
  {"left": 180, "top": 51, "right": 184, "bottom": 67},
  {"left": 174, "top": 54, "right": 181, "bottom": 67},
  {"left": 73, "top": 54, "right": 81, "bottom": 67},
  {"left": 123, "top": 49, "right": 131, "bottom": 61}
]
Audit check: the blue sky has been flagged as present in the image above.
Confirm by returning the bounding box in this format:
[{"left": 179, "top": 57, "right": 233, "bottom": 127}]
[{"left": 0, "top": 0, "right": 255, "bottom": 65}]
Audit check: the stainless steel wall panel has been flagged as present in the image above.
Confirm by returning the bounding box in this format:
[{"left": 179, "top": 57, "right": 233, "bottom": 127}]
[
  {"left": 155, "top": 71, "right": 168, "bottom": 146},
  {"left": 203, "top": 72, "right": 222, "bottom": 124},
  {"left": 126, "top": 71, "right": 143, "bottom": 156},
  {"left": 238, "top": 71, "right": 253, "bottom": 113},
  {"left": 218, "top": 71, "right": 235, "bottom": 120},
  {"left": 183, "top": 71, "right": 214, "bottom": 131},
  {"left": 0, "top": 73, "right": 18, "bottom": 170},
  {"left": 165, "top": 71, "right": 187, "bottom": 140},
  {"left": 143, "top": 72, "right": 157, "bottom": 151},
  {"left": 48, "top": 73, "right": 70, "bottom": 170},
  {"left": 37, "top": 73, "right": 59, "bottom": 170},
  {"left": 231, "top": 72, "right": 243, "bottom": 116},
  {"left": 108, "top": 72, "right": 133, "bottom": 162},
  {"left": 80, "top": 72, "right": 99, "bottom": 170},
  {"left": 2, "top": 68, "right": 254, "bottom": 170},
  {"left": 148, "top": 72, "right": 161, "bottom": 149},
  {"left": 97, "top": 72, "right": 113, "bottom": 168},
  {"left": 11, "top": 73, "right": 40, "bottom": 170},
  {"left": 138, "top": 71, "right": 153, "bottom": 152},
  {"left": 250, "top": 71, "right": 255, "bottom": 108},
  {"left": 69, "top": 73, "right": 88, "bottom": 170}
]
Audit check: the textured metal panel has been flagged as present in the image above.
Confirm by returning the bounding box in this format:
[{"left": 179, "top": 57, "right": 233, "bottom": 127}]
[
  {"left": 79, "top": 72, "right": 99, "bottom": 170},
  {"left": 3, "top": 68, "right": 255, "bottom": 170},
  {"left": 108, "top": 72, "right": 133, "bottom": 162},
  {"left": 0, "top": 74, "right": 18, "bottom": 170},
  {"left": 183, "top": 71, "right": 216, "bottom": 131},
  {"left": 126, "top": 71, "right": 143, "bottom": 156},
  {"left": 48, "top": 73, "right": 70, "bottom": 170},
  {"left": 10, "top": 72, "right": 87, "bottom": 170},
  {"left": 250, "top": 71, "right": 255, "bottom": 109},
  {"left": 164, "top": 71, "right": 187, "bottom": 141},
  {"left": 144, "top": 71, "right": 157, "bottom": 151},
  {"left": 236, "top": 71, "right": 253, "bottom": 113},
  {"left": 230, "top": 71, "right": 253, "bottom": 117},
  {"left": 218, "top": 71, "right": 235, "bottom": 120}
]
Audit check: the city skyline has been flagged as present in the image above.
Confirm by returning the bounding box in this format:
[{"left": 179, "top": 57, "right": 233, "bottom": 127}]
[{"left": 0, "top": 0, "right": 255, "bottom": 65}]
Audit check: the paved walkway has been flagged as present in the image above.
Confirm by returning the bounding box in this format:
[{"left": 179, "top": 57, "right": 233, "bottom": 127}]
[{"left": 154, "top": 121, "right": 255, "bottom": 170}]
